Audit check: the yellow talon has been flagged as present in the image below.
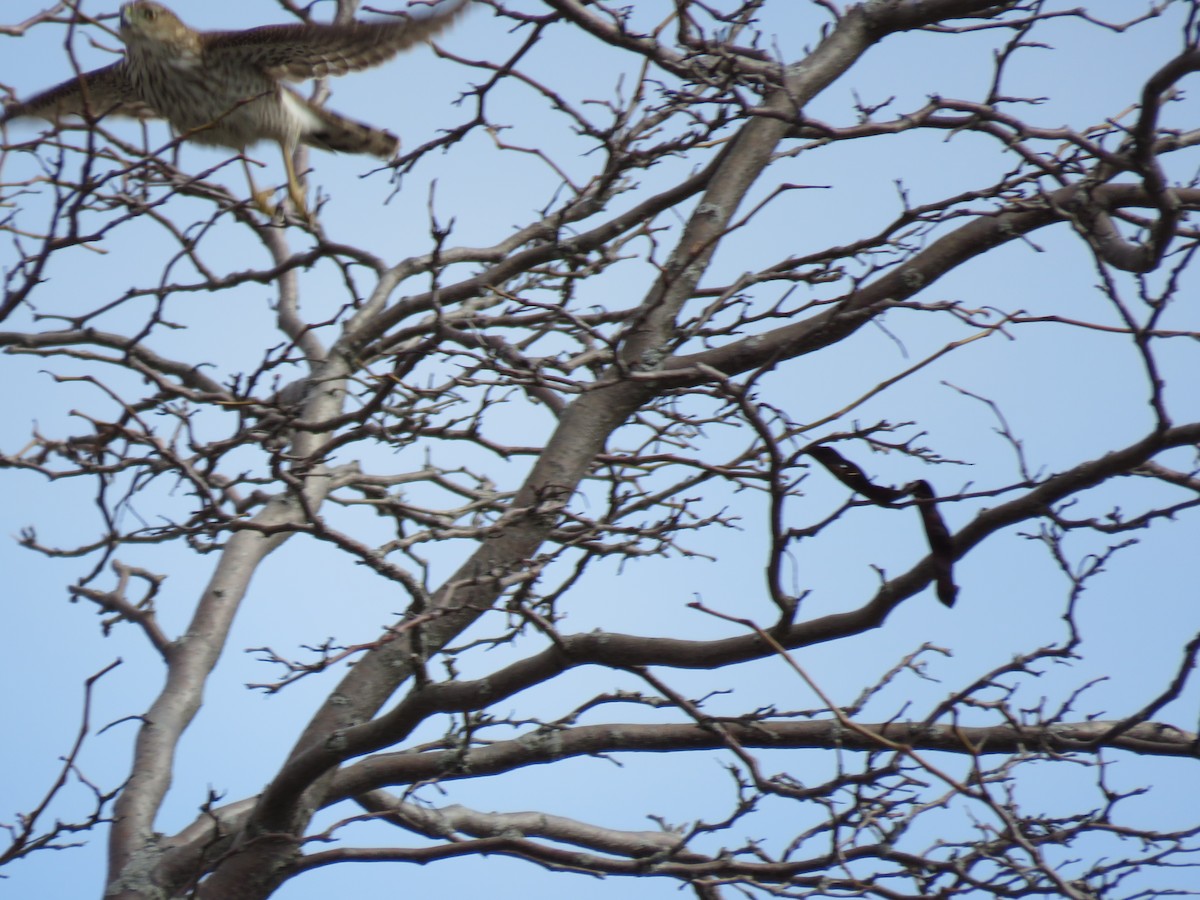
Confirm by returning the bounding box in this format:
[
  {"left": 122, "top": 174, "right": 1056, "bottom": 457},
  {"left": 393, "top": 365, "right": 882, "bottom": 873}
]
[
  {"left": 241, "top": 152, "right": 309, "bottom": 220},
  {"left": 282, "top": 148, "right": 310, "bottom": 219}
]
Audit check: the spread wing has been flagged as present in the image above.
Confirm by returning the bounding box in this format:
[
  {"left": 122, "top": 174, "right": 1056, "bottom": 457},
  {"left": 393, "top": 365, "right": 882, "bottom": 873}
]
[
  {"left": 200, "top": 0, "right": 469, "bottom": 81},
  {"left": 1, "top": 62, "right": 155, "bottom": 124}
]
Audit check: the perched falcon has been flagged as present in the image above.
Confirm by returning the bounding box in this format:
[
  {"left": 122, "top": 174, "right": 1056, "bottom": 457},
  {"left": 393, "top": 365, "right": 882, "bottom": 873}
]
[{"left": 0, "top": 0, "right": 469, "bottom": 215}]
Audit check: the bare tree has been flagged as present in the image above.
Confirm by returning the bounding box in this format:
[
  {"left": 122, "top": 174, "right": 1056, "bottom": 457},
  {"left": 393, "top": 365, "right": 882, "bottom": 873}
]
[{"left": 2, "top": 1, "right": 1199, "bottom": 898}]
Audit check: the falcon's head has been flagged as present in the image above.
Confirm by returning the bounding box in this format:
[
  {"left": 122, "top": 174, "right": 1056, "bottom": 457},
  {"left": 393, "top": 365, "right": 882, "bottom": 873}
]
[{"left": 119, "top": 2, "right": 192, "bottom": 48}]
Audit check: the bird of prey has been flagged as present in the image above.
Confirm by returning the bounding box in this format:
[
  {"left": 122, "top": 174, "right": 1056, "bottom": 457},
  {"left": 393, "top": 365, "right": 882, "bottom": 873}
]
[{"left": 0, "top": 0, "right": 469, "bottom": 216}]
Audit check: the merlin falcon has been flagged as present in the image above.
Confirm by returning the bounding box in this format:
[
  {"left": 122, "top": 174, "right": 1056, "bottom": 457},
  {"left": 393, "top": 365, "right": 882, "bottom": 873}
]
[{"left": 0, "top": 0, "right": 469, "bottom": 215}]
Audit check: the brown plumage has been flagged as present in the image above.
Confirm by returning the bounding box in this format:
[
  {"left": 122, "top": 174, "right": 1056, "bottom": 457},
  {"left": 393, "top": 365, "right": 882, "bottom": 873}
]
[{"left": 1, "top": 0, "right": 470, "bottom": 214}]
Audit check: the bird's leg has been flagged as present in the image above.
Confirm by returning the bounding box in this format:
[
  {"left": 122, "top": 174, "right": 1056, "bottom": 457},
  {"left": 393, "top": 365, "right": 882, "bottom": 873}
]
[
  {"left": 280, "top": 143, "right": 310, "bottom": 220},
  {"left": 241, "top": 156, "right": 275, "bottom": 216}
]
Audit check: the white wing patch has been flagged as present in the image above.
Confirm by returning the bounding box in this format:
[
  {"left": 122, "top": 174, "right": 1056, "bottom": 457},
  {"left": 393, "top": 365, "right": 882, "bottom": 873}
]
[{"left": 280, "top": 88, "right": 324, "bottom": 132}]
